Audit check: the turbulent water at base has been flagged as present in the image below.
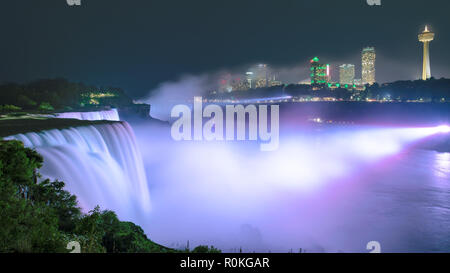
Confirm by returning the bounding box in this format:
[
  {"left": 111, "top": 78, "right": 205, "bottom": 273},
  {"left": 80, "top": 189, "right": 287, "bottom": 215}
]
[
  {"left": 49, "top": 109, "right": 120, "bottom": 121},
  {"left": 4, "top": 122, "right": 151, "bottom": 223},
  {"left": 132, "top": 122, "right": 450, "bottom": 253}
]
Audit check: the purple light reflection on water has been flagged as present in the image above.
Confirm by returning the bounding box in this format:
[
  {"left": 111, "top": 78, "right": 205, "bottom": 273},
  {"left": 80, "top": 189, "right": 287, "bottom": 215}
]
[{"left": 134, "top": 122, "right": 450, "bottom": 253}]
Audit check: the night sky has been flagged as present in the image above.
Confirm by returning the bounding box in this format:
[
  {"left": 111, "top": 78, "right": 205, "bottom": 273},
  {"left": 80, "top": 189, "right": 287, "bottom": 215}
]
[{"left": 1, "top": 0, "right": 449, "bottom": 98}]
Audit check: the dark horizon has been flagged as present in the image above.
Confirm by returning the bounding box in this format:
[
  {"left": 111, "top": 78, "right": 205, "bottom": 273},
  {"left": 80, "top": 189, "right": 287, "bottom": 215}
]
[{"left": 1, "top": 0, "right": 449, "bottom": 98}]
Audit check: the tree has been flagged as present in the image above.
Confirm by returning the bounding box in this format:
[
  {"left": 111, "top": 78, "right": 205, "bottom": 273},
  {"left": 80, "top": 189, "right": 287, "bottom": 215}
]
[
  {"left": 0, "top": 141, "right": 65, "bottom": 252},
  {"left": 99, "top": 210, "right": 175, "bottom": 253},
  {"left": 191, "top": 245, "right": 222, "bottom": 253},
  {"left": 31, "top": 179, "right": 81, "bottom": 232},
  {"left": 0, "top": 140, "right": 178, "bottom": 253},
  {"left": 74, "top": 206, "right": 106, "bottom": 253},
  {"left": 38, "top": 102, "right": 54, "bottom": 111}
]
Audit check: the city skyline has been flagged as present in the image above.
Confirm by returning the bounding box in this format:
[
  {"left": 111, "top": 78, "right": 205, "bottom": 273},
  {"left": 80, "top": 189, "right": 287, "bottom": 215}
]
[
  {"left": 214, "top": 45, "right": 375, "bottom": 92},
  {"left": 213, "top": 23, "right": 443, "bottom": 93},
  {"left": 0, "top": 1, "right": 449, "bottom": 98}
]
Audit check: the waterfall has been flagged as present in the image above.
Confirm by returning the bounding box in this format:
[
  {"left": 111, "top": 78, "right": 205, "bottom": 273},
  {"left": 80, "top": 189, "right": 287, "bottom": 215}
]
[
  {"left": 48, "top": 109, "right": 120, "bottom": 121},
  {"left": 3, "top": 121, "right": 150, "bottom": 222}
]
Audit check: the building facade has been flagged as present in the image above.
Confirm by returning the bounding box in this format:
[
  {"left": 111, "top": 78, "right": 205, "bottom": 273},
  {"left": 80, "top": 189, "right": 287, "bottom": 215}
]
[
  {"left": 362, "top": 47, "right": 376, "bottom": 85},
  {"left": 339, "top": 64, "right": 355, "bottom": 85},
  {"left": 310, "top": 57, "right": 329, "bottom": 86}
]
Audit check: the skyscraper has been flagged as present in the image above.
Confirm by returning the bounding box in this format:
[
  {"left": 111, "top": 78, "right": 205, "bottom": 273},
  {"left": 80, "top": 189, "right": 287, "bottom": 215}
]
[
  {"left": 418, "top": 25, "right": 435, "bottom": 80},
  {"left": 254, "top": 64, "right": 269, "bottom": 88},
  {"left": 362, "top": 47, "right": 376, "bottom": 85},
  {"left": 310, "top": 57, "right": 328, "bottom": 86},
  {"left": 245, "top": 71, "right": 254, "bottom": 89},
  {"left": 246, "top": 64, "right": 282, "bottom": 88},
  {"left": 339, "top": 64, "right": 355, "bottom": 85}
]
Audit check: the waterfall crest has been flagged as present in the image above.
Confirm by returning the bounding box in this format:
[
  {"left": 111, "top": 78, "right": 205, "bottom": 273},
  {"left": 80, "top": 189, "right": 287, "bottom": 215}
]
[
  {"left": 49, "top": 109, "right": 120, "bottom": 121},
  {"left": 4, "top": 121, "right": 150, "bottom": 221}
]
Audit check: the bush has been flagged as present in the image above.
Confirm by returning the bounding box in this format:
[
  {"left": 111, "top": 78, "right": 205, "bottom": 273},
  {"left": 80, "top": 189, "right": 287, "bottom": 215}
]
[
  {"left": 191, "top": 245, "right": 222, "bottom": 253},
  {"left": 38, "top": 102, "right": 54, "bottom": 111},
  {"left": 0, "top": 105, "right": 22, "bottom": 113},
  {"left": 0, "top": 140, "right": 176, "bottom": 253}
]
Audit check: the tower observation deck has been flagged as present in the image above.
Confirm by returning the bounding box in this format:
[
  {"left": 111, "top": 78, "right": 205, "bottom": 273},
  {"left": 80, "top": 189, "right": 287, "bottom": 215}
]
[{"left": 418, "top": 25, "right": 435, "bottom": 80}]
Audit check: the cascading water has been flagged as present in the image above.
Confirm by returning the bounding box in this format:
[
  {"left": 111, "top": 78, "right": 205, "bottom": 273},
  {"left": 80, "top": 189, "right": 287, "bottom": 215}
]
[
  {"left": 4, "top": 121, "right": 150, "bottom": 223},
  {"left": 47, "top": 109, "right": 120, "bottom": 121}
]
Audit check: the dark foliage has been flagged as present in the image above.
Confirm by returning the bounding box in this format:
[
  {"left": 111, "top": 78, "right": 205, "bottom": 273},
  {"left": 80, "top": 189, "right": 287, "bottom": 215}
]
[
  {"left": 0, "top": 140, "right": 221, "bottom": 253},
  {"left": 0, "top": 140, "right": 172, "bottom": 253},
  {"left": 0, "top": 78, "right": 133, "bottom": 113}
]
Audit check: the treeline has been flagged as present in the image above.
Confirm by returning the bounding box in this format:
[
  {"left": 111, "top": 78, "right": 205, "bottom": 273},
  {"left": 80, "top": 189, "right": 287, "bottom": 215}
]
[
  {"left": 0, "top": 140, "right": 220, "bottom": 253},
  {"left": 0, "top": 78, "right": 133, "bottom": 113},
  {"left": 284, "top": 85, "right": 352, "bottom": 100},
  {"left": 365, "top": 78, "right": 450, "bottom": 101}
]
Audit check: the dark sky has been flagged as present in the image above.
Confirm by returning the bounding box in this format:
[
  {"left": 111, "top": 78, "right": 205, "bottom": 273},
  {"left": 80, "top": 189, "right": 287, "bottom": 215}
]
[{"left": 1, "top": 0, "right": 449, "bottom": 98}]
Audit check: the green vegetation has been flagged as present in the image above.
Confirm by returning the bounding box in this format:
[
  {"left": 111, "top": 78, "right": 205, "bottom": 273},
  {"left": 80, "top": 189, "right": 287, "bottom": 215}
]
[
  {"left": 38, "top": 102, "right": 54, "bottom": 111},
  {"left": 190, "top": 245, "right": 222, "bottom": 253},
  {"left": 0, "top": 78, "right": 133, "bottom": 114},
  {"left": 0, "top": 140, "right": 166, "bottom": 253},
  {"left": 363, "top": 78, "right": 450, "bottom": 102},
  {"left": 0, "top": 105, "right": 22, "bottom": 112},
  {"left": 0, "top": 140, "right": 221, "bottom": 253}
]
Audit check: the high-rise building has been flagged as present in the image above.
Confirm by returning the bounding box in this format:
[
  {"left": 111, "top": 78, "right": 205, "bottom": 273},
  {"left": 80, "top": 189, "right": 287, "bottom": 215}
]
[
  {"left": 310, "top": 57, "right": 329, "bottom": 86},
  {"left": 247, "top": 63, "right": 282, "bottom": 88},
  {"left": 254, "top": 64, "right": 269, "bottom": 88},
  {"left": 418, "top": 25, "right": 435, "bottom": 80},
  {"left": 230, "top": 76, "right": 249, "bottom": 91},
  {"left": 362, "top": 47, "right": 376, "bottom": 85},
  {"left": 268, "top": 73, "right": 282, "bottom": 87},
  {"left": 339, "top": 64, "right": 355, "bottom": 85},
  {"left": 245, "top": 72, "right": 254, "bottom": 89}
]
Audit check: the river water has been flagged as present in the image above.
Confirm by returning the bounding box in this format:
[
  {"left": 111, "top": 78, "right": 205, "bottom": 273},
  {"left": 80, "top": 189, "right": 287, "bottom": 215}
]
[{"left": 134, "top": 119, "right": 450, "bottom": 253}]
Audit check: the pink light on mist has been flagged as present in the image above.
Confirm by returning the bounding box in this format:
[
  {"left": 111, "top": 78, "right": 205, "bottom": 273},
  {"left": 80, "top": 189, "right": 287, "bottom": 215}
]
[{"left": 436, "top": 125, "right": 450, "bottom": 133}]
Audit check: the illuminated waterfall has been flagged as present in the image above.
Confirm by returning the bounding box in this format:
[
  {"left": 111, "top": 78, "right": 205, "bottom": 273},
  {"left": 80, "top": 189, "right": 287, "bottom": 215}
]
[
  {"left": 49, "top": 109, "right": 120, "bottom": 121},
  {"left": 4, "top": 121, "right": 150, "bottom": 222}
]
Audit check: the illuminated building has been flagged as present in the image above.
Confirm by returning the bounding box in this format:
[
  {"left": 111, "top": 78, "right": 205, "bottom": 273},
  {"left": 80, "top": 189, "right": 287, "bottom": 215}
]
[
  {"left": 247, "top": 64, "right": 279, "bottom": 88},
  {"left": 245, "top": 64, "right": 268, "bottom": 89},
  {"left": 245, "top": 72, "right": 254, "bottom": 89},
  {"left": 310, "top": 57, "right": 329, "bottom": 86},
  {"left": 339, "top": 64, "right": 355, "bottom": 85},
  {"left": 230, "top": 76, "right": 249, "bottom": 91},
  {"left": 269, "top": 80, "right": 283, "bottom": 87},
  {"left": 362, "top": 47, "right": 376, "bottom": 85},
  {"left": 81, "top": 92, "right": 118, "bottom": 105},
  {"left": 418, "top": 25, "right": 435, "bottom": 80},
  {"left": 224, "top": 64, "right": 282, "bottom": 91},
  {"left": 255, "top": 64, "right": 269, "bottom": 88},
  {"left": 298, "top": 79, "right": 312, "bottom": 85},
  {"left": 268, "top": 73, "right": 282, "bottom": 87}
]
